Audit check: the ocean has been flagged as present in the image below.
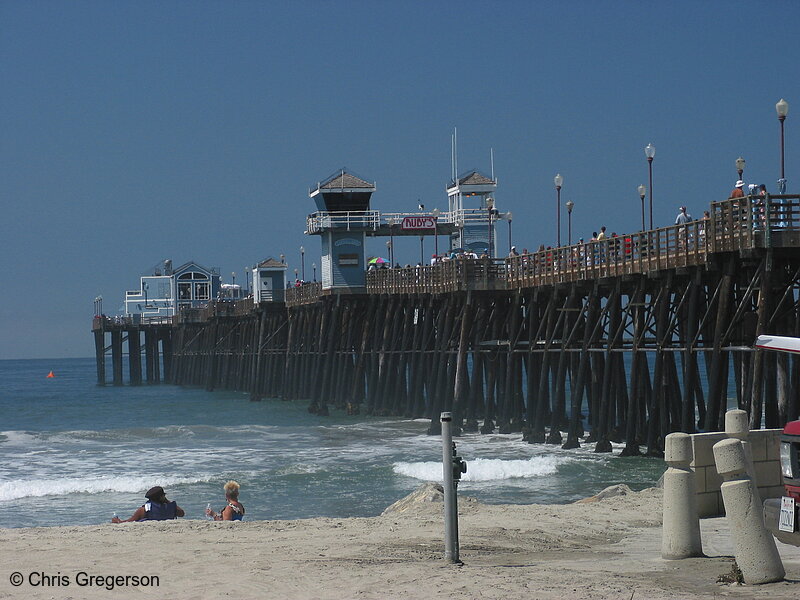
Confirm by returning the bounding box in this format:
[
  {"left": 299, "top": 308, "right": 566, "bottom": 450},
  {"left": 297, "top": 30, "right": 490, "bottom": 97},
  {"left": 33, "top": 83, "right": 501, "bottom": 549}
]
[{"left": 0, "top": 357, "right": 666, "bottom": 529}]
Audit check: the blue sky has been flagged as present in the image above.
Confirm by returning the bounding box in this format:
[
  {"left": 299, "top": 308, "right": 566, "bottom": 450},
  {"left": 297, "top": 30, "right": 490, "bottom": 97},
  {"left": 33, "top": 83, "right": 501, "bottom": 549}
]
[{"left": 1, "top": 1, "right": 798, "bottom": 359}]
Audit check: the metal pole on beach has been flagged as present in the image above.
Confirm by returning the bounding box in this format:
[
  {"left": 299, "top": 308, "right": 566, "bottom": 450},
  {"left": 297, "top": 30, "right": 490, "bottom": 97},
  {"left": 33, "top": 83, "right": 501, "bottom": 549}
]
[{"left": 441, "top": 412, "right": 459, "bottom": 563}]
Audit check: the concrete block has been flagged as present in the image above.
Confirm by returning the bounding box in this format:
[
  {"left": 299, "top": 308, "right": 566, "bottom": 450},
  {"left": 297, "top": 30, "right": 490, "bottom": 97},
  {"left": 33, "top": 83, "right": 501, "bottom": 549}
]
[
  {"left": 760, "top": 485, "right": 786, "bottom": 501},
  {"left": 665, "top": 432, "right": 693, "bottom": 464},
  {"left": 725, "top": 409, "right": 749, "bottom": 439},
  {"left": 714, "top": 438, "right": 747, "bottom": 477},
  {"left": 662, "top": 465, "right": 703, "bottom": 559},
  {"left": 748, "top": 432, "right": 768, "bottom": 462},
  {"left": 703, "top": 464, "right": 724, "bottom": 492},
  {"left": 690, "top": 432, "right": 727, "bottom": 468},
  {"left": 696, "top": 491, "right": 722, "bottom": 518},
  {"left": 754, "top": 460, "right": 782, "bottom": 488},
  {"left": 765, "top": 431, "right": 782, "bottom": 461},
  {"left": 719, "top": 478, "right": 785, "bottom": 583}
]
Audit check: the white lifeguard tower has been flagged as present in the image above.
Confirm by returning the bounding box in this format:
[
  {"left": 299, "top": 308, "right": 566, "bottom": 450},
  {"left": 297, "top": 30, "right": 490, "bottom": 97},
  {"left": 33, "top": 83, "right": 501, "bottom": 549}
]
[{"left": 446, "top": 170, "right": 498, "bottom": 254}]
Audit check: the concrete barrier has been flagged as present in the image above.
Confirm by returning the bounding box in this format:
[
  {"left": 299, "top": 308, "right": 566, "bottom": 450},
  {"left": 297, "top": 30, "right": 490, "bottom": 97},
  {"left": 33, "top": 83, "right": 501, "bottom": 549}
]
[
  {"left": 713, "top": 438, "right": 784, "bottom": 584},
  {"left": 662, "top": 433, "right": 703, "bottom": 559}
]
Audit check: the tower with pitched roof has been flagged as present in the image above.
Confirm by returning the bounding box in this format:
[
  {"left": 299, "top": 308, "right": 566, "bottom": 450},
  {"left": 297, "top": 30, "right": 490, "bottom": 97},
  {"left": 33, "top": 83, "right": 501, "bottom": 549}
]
[
  {"left": 446, "top": 170, "right": 498, "bottom": 253},
  {"left": 307, "top": 169, "right": 377, "bottom": 290}
]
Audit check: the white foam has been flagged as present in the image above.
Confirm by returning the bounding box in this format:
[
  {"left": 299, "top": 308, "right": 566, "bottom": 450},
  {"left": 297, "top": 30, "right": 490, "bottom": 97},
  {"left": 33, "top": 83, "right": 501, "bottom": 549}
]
[
  {"left": 393, "top": 455, "right": 566, "bottom": 482},
  {"left": 0, "top": 474, "right": 213, "bottom": 502}
]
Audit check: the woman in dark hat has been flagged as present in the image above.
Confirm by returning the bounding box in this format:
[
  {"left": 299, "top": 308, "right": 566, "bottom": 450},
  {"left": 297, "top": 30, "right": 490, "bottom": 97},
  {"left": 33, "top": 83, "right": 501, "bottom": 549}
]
[{"left": 111, "top": 486, "right": 185, "bottom": 523}]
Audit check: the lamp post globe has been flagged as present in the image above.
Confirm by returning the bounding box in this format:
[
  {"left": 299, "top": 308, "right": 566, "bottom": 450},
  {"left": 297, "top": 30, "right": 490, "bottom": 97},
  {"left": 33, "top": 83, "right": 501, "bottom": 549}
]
[
  {"left": 644, "top": 144, "right": 655, "bottom": 229},
  {"left": 554, "top": 174, "right": 563, "bottom": 247},
  {"left": 486, "top": 197, "right": 495, "bottom": 257},
  {"left": 312, "top": 262, "right": 317, "bottom": 281},
  {"left": 431, "top": 208, "right": 440, "bottom": 256},
  {"left": 735, "top": 156, "right": 746, "bottom": 181},
  {"left": 638, "top": 184, "right": 646, "bottom": 232},
  {"left": 565, "top": 201, "right": 574, "bottom": 245},
  {"left": 504, "top": 211, "right": 514, "bottom": 253},
  {"left": 777, "top": 98, "right": 789, "bottom": 186},
  {"left": 299, "top": 246, "right": 305, "bottom": 281}
]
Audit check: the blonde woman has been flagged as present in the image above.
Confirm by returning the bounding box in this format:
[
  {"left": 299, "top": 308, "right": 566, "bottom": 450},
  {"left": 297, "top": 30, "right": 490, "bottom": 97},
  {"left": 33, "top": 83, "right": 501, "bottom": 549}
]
[{"left": 206, "top": 481, "right": 245, "bottom": 521}]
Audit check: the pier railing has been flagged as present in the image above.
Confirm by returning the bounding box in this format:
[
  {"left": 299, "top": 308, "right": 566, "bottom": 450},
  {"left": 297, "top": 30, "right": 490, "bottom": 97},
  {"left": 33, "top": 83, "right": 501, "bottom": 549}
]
[
  {"left": 367, "top": 258, "right": 507, "bottom": 294},
  {"left": 710, "top": 194, "right": 800, "bottom": 251},
  {"left": 285, "top": 281, "right": 323, "bottom": 306},
  {"left": 169, "top": 195, "right": 800, "bottom": 312},
  {"left": 507, "top": 219, "right": 709, "bottom": 286}
]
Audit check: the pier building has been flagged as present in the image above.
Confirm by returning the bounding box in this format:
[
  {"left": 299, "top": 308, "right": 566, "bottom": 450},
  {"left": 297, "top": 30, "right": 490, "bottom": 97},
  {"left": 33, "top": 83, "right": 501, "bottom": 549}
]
[{"left": 124, "top": 259, "right": 221, "bottom": 318}]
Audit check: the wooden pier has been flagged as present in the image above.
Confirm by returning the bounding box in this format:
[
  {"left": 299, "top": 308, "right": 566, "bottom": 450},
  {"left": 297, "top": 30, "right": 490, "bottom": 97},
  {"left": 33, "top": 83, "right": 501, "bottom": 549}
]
[{"left": 94, "top": 195, "right": 800, "bottom": 452}]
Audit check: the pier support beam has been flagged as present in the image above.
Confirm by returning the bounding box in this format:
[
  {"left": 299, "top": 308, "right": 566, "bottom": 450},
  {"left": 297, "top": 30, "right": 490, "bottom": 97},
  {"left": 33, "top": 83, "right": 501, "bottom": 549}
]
[{"left": 94, "top": 329, "right": 106, "bottom": 385}]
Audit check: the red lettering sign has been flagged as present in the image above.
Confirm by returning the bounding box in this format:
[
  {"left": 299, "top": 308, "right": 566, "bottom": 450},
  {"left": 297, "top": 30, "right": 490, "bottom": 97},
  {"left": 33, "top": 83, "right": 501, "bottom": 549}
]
[{"left": 401, "top": 216, "right": 437, "bottom": 230}]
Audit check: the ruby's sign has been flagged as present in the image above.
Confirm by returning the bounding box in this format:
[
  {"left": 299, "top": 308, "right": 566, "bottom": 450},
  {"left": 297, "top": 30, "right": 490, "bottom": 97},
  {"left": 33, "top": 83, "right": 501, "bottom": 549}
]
[{"left": 401, "top": 216, "right": 436, "bottom": 230}]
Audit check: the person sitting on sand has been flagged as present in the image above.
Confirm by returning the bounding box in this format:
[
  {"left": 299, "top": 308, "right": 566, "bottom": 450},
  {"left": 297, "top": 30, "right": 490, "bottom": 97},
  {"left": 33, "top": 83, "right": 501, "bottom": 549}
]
[
  {"left": 111, "top": 486, "right": 185, "bottom": 523},
  {"left": 206, "top": 480, "right": 245, "bottom": 521}
]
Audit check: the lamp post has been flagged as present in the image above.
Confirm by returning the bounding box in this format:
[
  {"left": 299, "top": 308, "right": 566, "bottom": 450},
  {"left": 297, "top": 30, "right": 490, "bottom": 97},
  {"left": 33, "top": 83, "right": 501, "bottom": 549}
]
[
  {"left": 431, "top": 208, "right": 440, "bottom": 257},
  {"left": 419, "top": 236, "right": 424, "bottom": 265},
  {"left": 386, "top": 239, "right": 393, "bottom": 266},
  {"left": 637, "top": 185, "right": 646, "bottom": 231},
  {"left": 504, "top": 211, "right": 513, "bottom": 253},
  {"left": 312, "top": 262, "right": 317, "bottom": 281},
  {"left": 387, "top": 217, "right": 396, "bottom": 265},
  {"left": 777, "top": 98, "right": 789, "bottom": 193},
  {"left": 735, "top": 156, "right": 746, "bottom": 183},
  {"left": 487, "top": 197, "right": 495, "bottom": 257},
  {"left": 554, "top": 174, "right": 563, "bottom": 247},
  {"left": 294, "top": 268, "right": 298, "bottom": 283},
  {"left": 644, "top": 144, "right": 655, "bottom": 229},
  {"left": 300, "top": 246, "right": 305, "bottom": 281},
  {"left": 565, "top": 201, "right": 574, "bottom": 245}
]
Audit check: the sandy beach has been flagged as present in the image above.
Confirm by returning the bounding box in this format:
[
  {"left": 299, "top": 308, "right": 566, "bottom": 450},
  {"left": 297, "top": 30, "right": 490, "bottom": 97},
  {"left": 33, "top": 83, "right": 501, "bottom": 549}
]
[{"left": 1, "top": 486, "right": 798, "bottom": 600}]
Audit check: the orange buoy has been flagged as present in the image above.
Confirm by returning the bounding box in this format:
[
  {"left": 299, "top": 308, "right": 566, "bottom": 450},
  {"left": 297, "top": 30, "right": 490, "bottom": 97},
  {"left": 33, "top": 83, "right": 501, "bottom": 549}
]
[{"left": 46, "top": 371, "right": 55, "bottom": 378}]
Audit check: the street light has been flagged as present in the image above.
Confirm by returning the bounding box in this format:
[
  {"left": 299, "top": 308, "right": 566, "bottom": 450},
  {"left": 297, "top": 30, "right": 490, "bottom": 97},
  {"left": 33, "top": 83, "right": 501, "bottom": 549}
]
[
  {"left": 565, "top": 201, "right": 574, "bottom": 245},
  {"left": 644, "top": 144, "right": 655, "bottom": 229},
  {"left": 300, "top": 246, "right": 305, "bottom": 281},
  {"left": 504, "top": 211, "right": 513, "bottom": 252},
  {"left": 431, "top": 208, "right": 440, "bottom": 257},
  {"left": 554, "top": 174, "right": 563, "bottom": 247},
  {"left": 735, "top": 156, "right": 746, "bottom": 182},
  {"left": 487, "top": 197, "right": 495, "bottom": 257},
  {"left": 777, "top": 98, "right": 789, "bottom": 192},
  {"left": 387, "top": 217, "right": 396, "bottom": 265},
  {"left": 419, "top": 235, "right": 424, "bottom": 265},
  {"left": 312, "top": 262, "right": 317, "bottom": 281},
  {"left": 637, "top": 184, "right": 646, "bottom": 231},
  {"left": 386, "top": 239, "right": 393, "bottom": 266}
]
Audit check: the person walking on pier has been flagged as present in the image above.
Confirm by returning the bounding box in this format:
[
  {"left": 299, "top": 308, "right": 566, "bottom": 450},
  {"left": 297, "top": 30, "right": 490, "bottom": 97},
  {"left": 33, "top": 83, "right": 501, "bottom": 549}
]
[
  {"left": 676, "top": 206, "right": 692, "bottom": 249},
  {"left": 675, "top": 206, "right": 692, "bottom": 226}
]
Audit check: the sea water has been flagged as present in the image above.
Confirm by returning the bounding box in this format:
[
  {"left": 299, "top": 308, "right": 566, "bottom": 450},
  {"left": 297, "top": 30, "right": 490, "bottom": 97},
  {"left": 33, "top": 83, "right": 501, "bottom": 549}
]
[{"left": 0, "top": 357, "right": 666, "bottom": 529}]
